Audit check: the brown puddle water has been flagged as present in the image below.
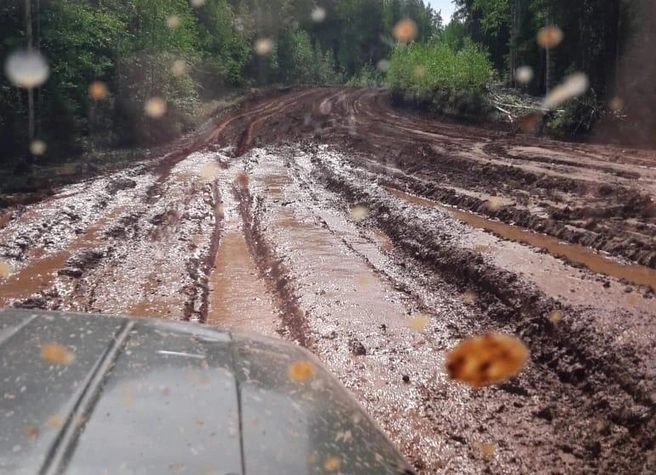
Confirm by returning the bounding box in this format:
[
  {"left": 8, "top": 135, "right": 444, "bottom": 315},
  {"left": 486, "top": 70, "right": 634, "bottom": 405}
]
[
  {"left": 0, "top": 216, "right": 116, "bottom": 307},
  {"left": 207, "top": 230, "right": 276, "bottom": 336},
  {"left": 386, "top": 187, "right": 656, "bottom": 291}
]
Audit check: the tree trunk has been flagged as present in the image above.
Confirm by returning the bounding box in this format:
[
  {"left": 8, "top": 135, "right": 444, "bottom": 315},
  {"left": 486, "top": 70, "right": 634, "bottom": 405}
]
[{"left": 26, "top": 0, "right": 35, "bottom": 144}]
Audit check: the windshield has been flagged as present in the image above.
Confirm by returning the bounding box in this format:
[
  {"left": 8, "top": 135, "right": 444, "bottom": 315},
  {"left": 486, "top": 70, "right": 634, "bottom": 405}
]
[{"left": 0, "top": 0, "right": 654, "bottom": 473}]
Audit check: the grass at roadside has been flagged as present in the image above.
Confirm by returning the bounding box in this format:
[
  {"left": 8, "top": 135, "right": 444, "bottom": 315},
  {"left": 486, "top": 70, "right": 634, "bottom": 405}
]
[{"left": 387, "top": 41, "right": 493, "bottom": 119}]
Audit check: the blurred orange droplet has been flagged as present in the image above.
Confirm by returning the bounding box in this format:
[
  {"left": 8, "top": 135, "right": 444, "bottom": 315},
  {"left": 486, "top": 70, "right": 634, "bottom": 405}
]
[
  {"left": 537, "top": 25, "right": 564, "bottom": 49},
  {"left": 414, "top": 65, "right": 426, "bottom": 78},
  {"left": 480, "top": 442, "right": 496, "bottom": 458},
  {"left": 144, "top": 97, "right": 167, "bottom": 119},
  {"left": 235, "top": 172, "right": 249, "bottom": 188},
  {"left": 41, "top": 343, "right": 76, "bottom": 365},
  {"left": 446, "top": 333, "right": 529, "bottom": 387},
  {"left": 88, "top": 81, "right": 108, "bottom": 100},
  {"left": 288, "top": 360, "right": 316, "bottom": 382},
  {"left": 45, "top": 414, "right": 64, "bottom": 429},
  {"left": 323, "top": 455, "right": 341, "bottom": 472},
  {"left": 393, "top": 18, "right": 418, "bottom": 43},
  {"left": 190, "top": 0, "right": 205, "bottom": 7},
  {"left": 26, "top": 426, "right": 39, "bottom": 441}
]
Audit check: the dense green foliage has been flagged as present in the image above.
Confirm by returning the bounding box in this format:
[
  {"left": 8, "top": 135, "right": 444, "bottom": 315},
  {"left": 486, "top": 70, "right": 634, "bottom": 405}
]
[
  {"left": 387, "top": 40, "right": 492, "bottom": 117},
  {"left": 0, "top": 0, "right": 441, "bottom": 167}
]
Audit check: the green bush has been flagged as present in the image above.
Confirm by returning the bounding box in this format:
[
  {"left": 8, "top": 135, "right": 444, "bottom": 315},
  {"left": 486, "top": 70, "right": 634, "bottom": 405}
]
[{"left": 386, "top": 40, "right": 492, "bottom": 118}]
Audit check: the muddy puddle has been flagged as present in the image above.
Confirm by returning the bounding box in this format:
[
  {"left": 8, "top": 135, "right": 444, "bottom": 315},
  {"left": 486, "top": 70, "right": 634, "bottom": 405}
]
[
  {"left": 0, "top": 215, "right": 117, "bottom": 307},
  {"left": 207, "top": 229, "right": 276, "bottom": 337},
  {"left": 386, "top": 187, "right": 656, "bottom": 291}
]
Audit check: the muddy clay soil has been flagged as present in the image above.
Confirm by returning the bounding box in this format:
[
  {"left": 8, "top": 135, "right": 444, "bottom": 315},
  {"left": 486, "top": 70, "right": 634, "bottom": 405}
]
[{"left": 1, "top": 88, "right": 655, "bottom": 474}]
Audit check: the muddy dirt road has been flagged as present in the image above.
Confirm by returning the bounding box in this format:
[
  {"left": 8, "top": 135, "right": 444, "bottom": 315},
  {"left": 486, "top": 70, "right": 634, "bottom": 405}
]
[{"left": 1, "top": 88, "right": 655, "bottom": 473}]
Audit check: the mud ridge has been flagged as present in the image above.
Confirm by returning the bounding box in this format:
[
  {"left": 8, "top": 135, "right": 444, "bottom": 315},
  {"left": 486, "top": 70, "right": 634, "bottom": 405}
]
[
  {"left": 312, "top": 151, "right": 656, "bottom": 463},
  {"left": 234, "top": 184, "right": 314, "bottom": 349},
  {"left": 198, "top": 180, "right": 224, "bottom": 324}
]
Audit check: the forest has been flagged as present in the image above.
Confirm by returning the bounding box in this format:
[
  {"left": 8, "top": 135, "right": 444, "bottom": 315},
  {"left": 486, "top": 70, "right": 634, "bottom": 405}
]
[{"left": 0, "top": 0, "right": 652, "bottom": 170}]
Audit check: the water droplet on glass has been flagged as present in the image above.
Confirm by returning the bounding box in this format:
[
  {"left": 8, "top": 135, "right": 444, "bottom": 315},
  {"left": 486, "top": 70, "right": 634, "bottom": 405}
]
[
  {"left": 254, "top": 38, "right": 274, "bottom": 56},
  {"left": 190, "top": 0, "right": 205, "bottom": 7},
  {"left": 548, "top": 310, "right": 563, "bottom": 323},
  {"left": 200, "top": 162, "right": 219, "bottom": 181},
  {"left": 167, "top": 15, "right": 181, "bottom": 29},
  {"left": 288, "top": 360, "right": 316, "bottom": 382},
  {"left": 376, "top": 59, "right": 390, "bottom": 72},
  {"left": 462, "top": 290, "right": 477, "bottom": 305},
  {"left": 393, "top": 18, "right": 418, "bottom": 43},
  {"left": 235, "top": 172, "right": 249, "bottom": 188},
  {"left": 29, "top": 140, "right": 47, "bottom": 156},
  {"left": 0, "top": 260, "right": 12, "bottom": 278},
  {"left": 480, "top": 442, "right": 496, "bottom": 458},
  {"left": 408, "top": 313, "right": 430, "bottom": 332},
  {"left": 172, "top": 59, "right": 187, "bottom": 77},
  {"left": 414, "top": 65, "right": 426, "bottom": 78},
  {"left": 537, "top": 25, "right": 564, "bottom": 49},
  {"left": 609, "top": 96, "right": 624, "bottom": 112},
  {"left": 542, "top": 72, "right": 589, "bottom": 109},
  {"left": 88, "top": 81, "right": 108, "bottom": 100},
  {"left": 446, "top": 333, "right": 529, "bottom": 387},
  {"left": 41, "top": 343, "right": 76, "bottom": 365},
  {"left": 323, "top": 455, "right": 341, "bottom": 472},
  {"left": 351, "top": 206, "right": 368, "bottom": 221},
  {"left": 144, "top": 97, "right": 167, "bottom": 119},
  {"left": 45, "top": 414, "right": 64, "bottom": 429},
  {"left": 311, "top": 7, "right": 326, "bottom": 23},
  {"left": 486, "top": 197, "right": 503, "bottom": 211},
  {"left": 4, "top": 49, "right": 50, "bottom": 89},
  {"left": 514, "top": 66, "right": 533, "bottom": 85}
]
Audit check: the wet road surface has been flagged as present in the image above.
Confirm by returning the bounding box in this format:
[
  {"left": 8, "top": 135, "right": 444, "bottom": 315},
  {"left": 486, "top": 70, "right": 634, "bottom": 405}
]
[{"left": 0, "top": 88, "right": 655, "bottom": 473}]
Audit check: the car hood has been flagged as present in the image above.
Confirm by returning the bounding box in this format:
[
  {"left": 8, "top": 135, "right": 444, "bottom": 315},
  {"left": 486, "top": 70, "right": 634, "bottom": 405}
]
[{"left": 0, "top": 309, "right": 413, "bottom": 474}]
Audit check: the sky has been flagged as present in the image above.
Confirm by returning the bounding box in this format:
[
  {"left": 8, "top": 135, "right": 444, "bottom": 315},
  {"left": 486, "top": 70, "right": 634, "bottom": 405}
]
[{"left": 427, "top": 0, "right": 456, "bottom": 23}]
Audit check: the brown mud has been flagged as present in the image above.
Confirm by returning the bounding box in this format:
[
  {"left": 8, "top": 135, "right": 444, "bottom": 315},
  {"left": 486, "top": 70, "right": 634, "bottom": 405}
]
[{"left": 0, "top": 88, "right": 655, "bottom": 474}]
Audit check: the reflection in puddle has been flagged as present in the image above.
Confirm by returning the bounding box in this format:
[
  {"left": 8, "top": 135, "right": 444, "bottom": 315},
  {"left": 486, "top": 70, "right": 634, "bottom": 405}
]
[
  {"left": 387, "top": 187, "right": 656, "bottom": 291},
  {"left": 208, "top": 230, "right": 276, "bottom": 335}
]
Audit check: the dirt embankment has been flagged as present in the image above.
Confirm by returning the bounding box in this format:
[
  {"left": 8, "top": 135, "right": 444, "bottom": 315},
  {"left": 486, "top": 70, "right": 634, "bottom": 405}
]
[{"left": 0, "top": 87, "right": 655, "bottom": 474}]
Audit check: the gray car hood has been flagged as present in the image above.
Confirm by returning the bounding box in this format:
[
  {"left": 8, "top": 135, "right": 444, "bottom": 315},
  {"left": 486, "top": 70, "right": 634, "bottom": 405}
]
[{"left": 0, "top": 310, "right": 413, "bottom": 474}]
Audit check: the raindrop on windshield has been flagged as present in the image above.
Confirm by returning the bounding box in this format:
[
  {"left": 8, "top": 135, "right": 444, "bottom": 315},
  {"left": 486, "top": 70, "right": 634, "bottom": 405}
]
[
  {"left": 311, "top": 7, "right": 326, "bottom": 23},
  {"left": 30, "top": 140, "right": 47, "bottom": 156},
  {"left": 144, "top": 97, "right": 167, "bottom": 119},
  {"left": 350, "top": 206, "right": 368, "bottom": 221},
  {"left": 514, "top": 66, "right": 534, "bottom": 85},
  {"left": 254, "top": 38, "right": 274, "bottom": 56},
  {"left": 172, "top": 60, "right": 187, "bottom": 77},
  {"left": 537, "top": 25, "right": 564, "bottom": 49},
  {"left": 542, "top": 72, "right": 589, "bottom": 109},
  {"left": 167, "top": 15, "right": 181, "bottom": 29},
  {"left": 88, "top": 81, "right": 108, "bottom": 100},
  {"left": 190, "top": 0, "right": 205, "bottom": 7},
  {"left": 0, "top": 260, "right": 11, "bottom": 278},
  {"left": 4, "top": 49, "right": 50, "bottom": 89},
  {"left": 393, "top": 18, "right": 418, "bottom": 43}
]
